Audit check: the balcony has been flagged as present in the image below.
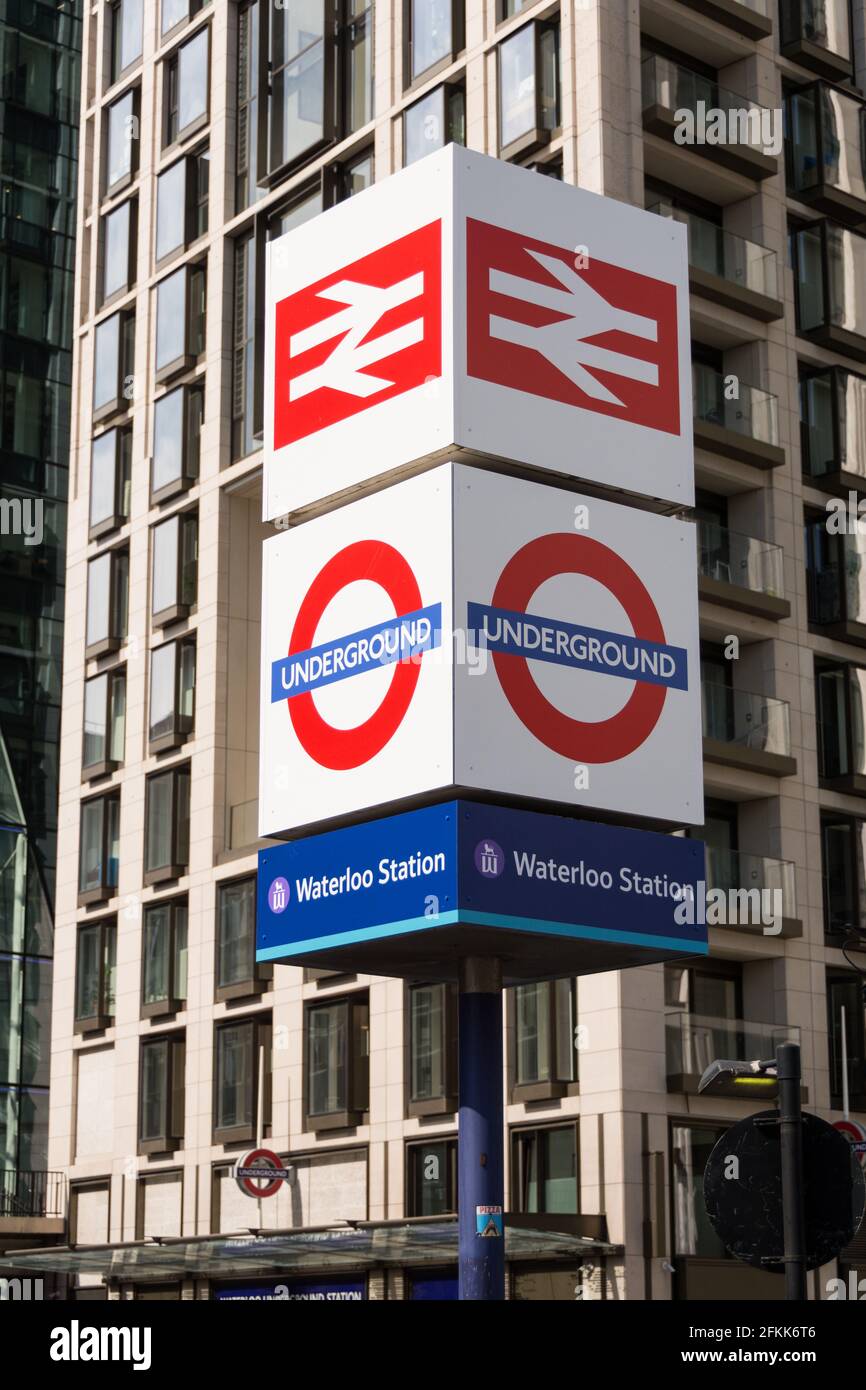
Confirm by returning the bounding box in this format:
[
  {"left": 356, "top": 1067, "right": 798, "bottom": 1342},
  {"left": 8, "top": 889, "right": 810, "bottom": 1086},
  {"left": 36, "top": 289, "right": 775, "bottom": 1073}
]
[
  {"left": 792, "top": 221, "right": 866, "bottom": 363},
  {"left": 649, "top": 201, "right": 782, "bottom": 321},
  {"left": 698, "top": 520, "right": 790, "bottom": 621},
  {"left": 641, "top": 54, "right": 778, "bottom": 191},
  {"left": 801, "top": 367, "right": 866, "bottom": 495},
  {"left": 780, "top": 0, "right": 853, "bottom": 81},
  {"left": 666, "top": 1011, "right": 800, "bottom": 1091},
  {"left": 693, "top": 362, "right": 784, "bottom": 470},
  {"left": 0, "top": 1171, "right": 66, "bottom": 1239},
  {"left": 807, "top": 530, "right": 866, "bottom": 646},
  {"left": 706, "top": 844, "right": 801, "bottom": 937},
  {"left": 787, "top": 82, "right": 866, "bottom": 227},
  {"left": 702, "top": 681, "right": 797, "bottom": 779},
  {"left": 675, "top": 0, "right": 772, "bottom": 40}
]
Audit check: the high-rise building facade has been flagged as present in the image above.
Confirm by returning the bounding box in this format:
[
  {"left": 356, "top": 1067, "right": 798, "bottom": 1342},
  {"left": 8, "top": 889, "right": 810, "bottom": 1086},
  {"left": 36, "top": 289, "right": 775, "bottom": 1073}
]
[
  {"left": 41, "top": 0, "right": 866, "bottom": 1299},
  {"left": 0, "top": 0, "right": 80, "bottom": 1251}
]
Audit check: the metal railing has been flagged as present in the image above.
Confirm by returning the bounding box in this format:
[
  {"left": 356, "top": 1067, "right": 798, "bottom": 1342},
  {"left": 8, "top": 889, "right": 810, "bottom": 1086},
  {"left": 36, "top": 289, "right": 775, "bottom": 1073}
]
[
  {"left": 702, "top": 681, "right": 791, "bottom": 756},
  {"left": 697, "top": 519, "right": 785, "bottom": 597},
  {"left": 0, "top": 1170, "right": 66, "bottom": 1220},
  {"left": 649, "top": 201, "right": 778, "bottom": 300},
  {"left": 693, "top": 362, "right": 780, "bottom": 446}
]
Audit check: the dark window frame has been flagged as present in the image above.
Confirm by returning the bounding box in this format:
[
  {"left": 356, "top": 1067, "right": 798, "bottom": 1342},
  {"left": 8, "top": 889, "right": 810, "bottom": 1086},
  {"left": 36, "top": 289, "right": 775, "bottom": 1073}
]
[
  {"left": 405, "top": 981, "right": 458, "bottom": 1116},
  {"left": 150, "top": 508, "right": 198, "bottom": 628},
  {"left": 89, "top": 425, "right": 132, "bottom": 540},
  {"left": 74, "top": 916, "right": 118, "bottom": 1034},
  {"left": 216, "top": 874, "right": 273, "bottom": 1002},
  {"left": 497, "top": 17, "right": 561, "bottom": 161},
  {"left": 155, "top": 147, "right": 210, "bottom": 269},
  {"left": 103, "top": 84, "right": 141, "bottom": 199},
  {"left": 141, "top": 895, "right": 189, "bottom": 1019},
  {"left": 154, "top": 260, "right": 207, "bottom": 384},
  {"left": 510, "top": 1119, "right": 580, "bottom": 1216},
  {"left": 161, "top": 0, "right": 208, "bottom": 44},
  {"left": 85, "top": 545, "right": 129, "bottom": 658},
  {"left": 92, "top": 308, "right": 135, "bottom": 424},
  {"left": 303, "top": 991, "right": 369, "bottom": 1131},
  {"left": 143, "top": 761, "right": 191, "bottom": 886},
  {"left": 508, "top": 978, "right": 578, "bottom": 1103},
  {"left": 402, "top": 78, "right": 465, "bottom": 166},
  {"left": 134, "top": 1168, "right": 184, "bottom": 1240},
  {"left": 148, "top": 635, "right": 196, "bottom": 753},
  {"left": 405, "top": 1134, "right": 458, "bottom": 1216},
  {"left": 138, "top": 1032, "right": 186, "bottom": 1155},
  {"left": 107, "top": 0, "right": 144, "bottom": 88},
  {"left": 82, "top": 665, "right": 127, "bottom": 779},
  {"left": 163, "top": 23, "right": 212, "bottom": 149},
  {"left": 827, "top": 968, "right": 866, "bottom": 1109},
  {"left": 151, "top": 382, "right": 204, "bottom": 505},
  {"left": 212, "top": 1013, "right": 272, "bottom": 1145},
  {"left": 99, "top": 196, "right": 138, "bottom": 309},
  {"left": 78, "top": 789, "right": 121, "bottom": 906},
  {"left": 820, "top": 811, "right": 863, "bottom": 939},
  {"left": 403, "top": 0, "right": 465, "bottom": 92}
]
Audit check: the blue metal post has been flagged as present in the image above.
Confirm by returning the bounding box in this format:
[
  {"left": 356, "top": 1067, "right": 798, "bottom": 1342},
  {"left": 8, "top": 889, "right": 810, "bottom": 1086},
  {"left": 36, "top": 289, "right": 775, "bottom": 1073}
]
[{"left": 458, "top": 958, "right": 505, "bottom": 1300}]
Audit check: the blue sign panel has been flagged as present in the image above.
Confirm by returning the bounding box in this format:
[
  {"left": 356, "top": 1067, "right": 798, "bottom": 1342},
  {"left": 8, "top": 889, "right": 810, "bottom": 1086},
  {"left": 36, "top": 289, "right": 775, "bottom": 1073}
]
[
  {"left": 257, "top": 801, "right": 707, "bottom": 981},
  {"left": 214, "top": 1278, "right": 366, "bottom": 1301}
]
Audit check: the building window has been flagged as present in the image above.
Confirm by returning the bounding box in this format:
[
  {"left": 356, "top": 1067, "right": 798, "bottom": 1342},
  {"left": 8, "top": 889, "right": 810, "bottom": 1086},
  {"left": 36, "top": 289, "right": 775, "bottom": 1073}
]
[
  {"left": 89, "top": 427, "right": 131, "bottom": 538},
  {"left": 104, "top": 86, "right": 140, "bottom": 194},
  {"left": 82, "top": 668, "right": 127, "bottom": 776},
  {"left": 155, "top": 149, "right": 209, "bottom": 263},
  {"left": 799, "top": 365, "right": 866, "bottom": 486},
  {"left": 109, "top": 0, "right": 143, "bottom": 84},
  {"left": 93, "top": 310, "right": 134, "bottom": 420},
  {"left": 155, "top": 262, "right": 206, "bottom": 381},
  {"left": 342, "top": 1, "right": 374, "bottom": 135},
  {"left": 85, "top": 547, "right": 129, "bottom": 655},
  {"left": 785, "top": 82, "right": 866, "bottom": 218},
  {"left": 821, "top": 814, "right": 865, "bottom": 937},
  {"left": 148, "top": 637, "right": 196, "bottom": 751},
  {"left": 406, "top": 1137, "right": 457, "bottom": 1216},
  {"left": 671, "top": 1122, "right": 729, "bottom": 1257},
  {"left": 78, "top": 791, "right": 120, "bottom": 905},
  {"left": 100, "top": 198, "right": 137, "bottom": 304},
  {"left": 144, "top": 763, "right": 191, "bottom": 884},
  {"left": 151, "top": 510, "right": 198, "bottom": 625},
  {"left": 268, "top": 187, "right": 323, "bottom": 239},
  {"left": 214, "top": 1015, "right": 272, "bottom": 1144},
  {"left": 335, "top": 147, "right": 373, "bottom": 201},
  {"left": 511, "top": 1123, "right": 578, "bottom": 1214},
  {"left": 512, "top": 979, "right": 577, "bottom": 1099},
  {"left": 780, "top": 0, "right": 852, "bottom": 77},
  {"left": 805, "top": 514, "right": 866, "bottom": 635},
  {"left": 791, "top": 219, "right": 866, "bottom": 354},
  {"left": 142, "top": 899, "right": 188, "bottom": 1016},
  {"left": 827, "top": 971, "right": 866, "bottom": 1109},
  {"left": 231, "top": 232, "right": 262, "bottom": 460},
  {"left": 498, "top": 19, "right": 560, "bottom": 158},
  {"left": 217, "top": 877, "right": 270, "bottom": 999},
  {"left": 152, "top": 384, "right": 203, "bottom": 503},
  {"left": 164, "top": 25, "right": 210, "bottom": 147},
  {"left": 74, "top": 918, "right": 117, "bottom": 1032},
  {"left": 268, "top": 3, "right": 330, "bottom": 174},
  {"left": 235, "top": 2, "right": 261, "bottom": 209},
  {"left": 162, "top": 0, "right": 207, "bottom": 39},
  {"left": 403, "top": 82, "right": 465, "bottom": 165},
  {"left": 816, "top": 662, "right": 866, "bottom": 786},
  {"left": 498, "top": 0, "right": 534, "bottom": 17},
  {"left": 305, "top": 994, "right": 369, "bottom": 1129},
  {"left": 408, "top": 983, "right": 457, "bottom": 1114},
  {"left": 139, "top": 1033, "right": 185, "bottom": 1154},
  {"left": 406, "top": 0, "right": 464, "bottom": 86}
]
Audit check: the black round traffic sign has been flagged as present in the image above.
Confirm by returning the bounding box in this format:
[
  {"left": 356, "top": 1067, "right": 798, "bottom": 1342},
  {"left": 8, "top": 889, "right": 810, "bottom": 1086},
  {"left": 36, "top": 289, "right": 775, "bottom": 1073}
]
[{"left": 703, "top": 1110, "right": 865, "bottom": 1272}]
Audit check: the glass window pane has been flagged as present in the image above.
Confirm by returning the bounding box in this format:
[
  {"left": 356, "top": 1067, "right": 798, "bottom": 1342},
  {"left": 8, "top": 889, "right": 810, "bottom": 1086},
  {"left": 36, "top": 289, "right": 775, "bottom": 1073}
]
[
  {"left": 162, "top": 0, "right": 189, "bottom": 34},
  {"left": 83, "top": 674, "right": 108, "bottom": 768},
  {"left": 141, "top": 1041, "right": 168, "bottom": 1140},
  {"left": 153, "top": 388, "right": 185, "bottom": 493},
  {"left": 269, "top": 189, "right": 322, "bottom": 238},
  {"left": 145, "top": 773, "right": 173, "bottom": 871},
  {"left": 179, "top": 640, "right": 196, "bottom": 719},
  {"left": 106, "top": 90, "right": 134, "bottom": 189},
  {"left": 499, "top": 25, "right": 536, "bottom": 149},
  {"left": 412, "top": 0, "right": 452, "bottom": 80},
  {"left": 93, "top": 314, "right": 120, "bottom": 411},
  {"left": 410, "top": 984, "right": 444, "bottom": 1099},
  {"left": 112, "top": 550, "right": 129, "bottom": 641},
  {"left": 554, "top": 979, "right": 575, "bottom": 1082},
  {"left": 217, "top": 1023, "right": 253, "bottom": 1129},
  {"left": 104, "top": 925, "right": 117, "bottom": 1016},
  {"left": 542, "top": 1126, "right": 577, "bottom": 1212},
  {"left": 179, "top": 515, "right": 198, "bottom": 606},
  {"left": 217, "top": 878, "right": 255, "bottom": 987},
  {"left": 412, "top": 1140, "right": 451, "bottom": 1215},
  {"left": 79, "top": 798, "right": 105, "bottom": 893},
  {"left": 342, "top": 152, "right": 373, "bottom": 199},
  {"left": 149, "top": 641, "right": 177, "bottom": 741},
  {"left": 103, "top": 201, "right": 132, "bottom": 301},
  {"left": 175, "top": 768, "right": 190, "bottom": 866},
  {"left": 75, "top": 925, "right": 101, "bottom": 1019},
  {"left": 346, "top": 4, "right": 372, "bottom": 133},
  {"left": 106, "top": 796, "right": 120, "bottom": 888},
  {"left": 271, "top": 3, "right": 325, "bottom": 169},
  {"left": 516, "top": 982, "right": 549, "bottom": 1083},
  {"left": 90, "top": 431, "right": 118, "bottom": 529},
  {"left": 404, "top": 87, "right": 446, "bottom": 166},
  {"left": 672, "top": 1123, "right": 728, "bottom": 1256},
  {"left": 155, "top": 267, "right": 186, "bottom": 370},
  {"left": 152, "top": 516, "right": 179, "bottom": 615},
  {"left": 120, "top": 0, "right": 143, "bottom": 72},
  {"left": 143, "top": 906, "right": 171, "bottom": 1004},
  {"left": 86, "top": 553, "right": 111, "bottom": 646},
  {"left": 174, "top": 903, "right": 188, "bottom": 1000},
  {"left": 178, "top": 28, "right": 209, "bottom": 134},
  {"left": 308, "top": 1003, "right": 345, "bottom": 1115},
  {"left": 109, "top": 671, "right": 126, "bottom": 762},
  {"left": 156, "top": 159, "right": 186, "bottom": 261}
]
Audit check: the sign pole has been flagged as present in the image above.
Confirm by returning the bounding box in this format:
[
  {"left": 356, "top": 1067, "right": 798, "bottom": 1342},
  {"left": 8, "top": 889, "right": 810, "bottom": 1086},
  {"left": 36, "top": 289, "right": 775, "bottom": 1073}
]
[
  {"left": 256, "top": 1043, "right": 264, "bottom": 1230},
  {"left": 777, "top": 1041, "right": 807, "bottom": 1300},
  {"left": 458, "top": 957, "right": 505, "bottom": 1300}
]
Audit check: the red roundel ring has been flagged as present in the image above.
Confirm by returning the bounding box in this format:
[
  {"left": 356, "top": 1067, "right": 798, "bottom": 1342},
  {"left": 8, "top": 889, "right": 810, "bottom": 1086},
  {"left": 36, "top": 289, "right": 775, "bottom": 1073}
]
[
  {"left": 288, "top": 540, "right": 424, "bottom": 771},
  {"left": 491, "top": 533, "right": 668, "bottom": 764},
  {"left": 237, "top": 1148, "right": 283, "bottom": 1199}
]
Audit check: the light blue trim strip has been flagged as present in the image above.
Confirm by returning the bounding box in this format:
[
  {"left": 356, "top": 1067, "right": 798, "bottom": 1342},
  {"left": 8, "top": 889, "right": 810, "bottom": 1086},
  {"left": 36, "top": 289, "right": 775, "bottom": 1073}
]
[
  {"left": 256, "top": 909, "right": 461, "bottom": 961},
  {"left": 256, "top": 907, "right": 707, "bottom": 961}
]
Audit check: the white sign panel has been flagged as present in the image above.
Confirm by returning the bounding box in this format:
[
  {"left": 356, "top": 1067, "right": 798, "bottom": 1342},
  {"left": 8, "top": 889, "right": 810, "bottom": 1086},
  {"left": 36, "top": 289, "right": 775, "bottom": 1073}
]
[
  {"left": 453, "top": 467, "right": 703, "bottom": 825},
  {"left": 260, "top": 465, "right": 702, "bottom": 836},
  {"left": 264, "top": 146, "right": 692, "bottom": 521}
]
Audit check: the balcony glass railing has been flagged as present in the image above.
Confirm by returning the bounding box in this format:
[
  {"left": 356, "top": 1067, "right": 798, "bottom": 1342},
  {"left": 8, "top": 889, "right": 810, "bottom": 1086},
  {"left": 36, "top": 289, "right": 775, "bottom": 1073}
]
[
  {"left": 702, "top": 681, "right": 791, "bottom": 756},
  {"left": 705, "top": 845, "right": 797, "bottom": 919},
  {"left": 649, "top": 201, "right": 778, "bottom": 299},
  {"left": 787, "top": 84, "right": 866, "bottom": 204},
  {"left": 698, "top": 520, "right": 785, "bottom": 597},
  {"left": 641, "top": 54, "right": 774, "bottom": 155},
  {"left": 666, "top": 1010, "right": 800, "bottom": 1079},
  {"left": 693, "top": 362, "right": 780, "bottom": 446},
  {"left": 780, "top": 0, "right": 852, "bottom": 63}
]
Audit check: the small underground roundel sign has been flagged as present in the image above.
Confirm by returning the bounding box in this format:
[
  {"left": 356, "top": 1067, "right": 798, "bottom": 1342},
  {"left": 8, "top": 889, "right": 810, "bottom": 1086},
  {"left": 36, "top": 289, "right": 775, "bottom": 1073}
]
[{"left": 234, "top": 1148, "right": 293, "bottom": 1199}]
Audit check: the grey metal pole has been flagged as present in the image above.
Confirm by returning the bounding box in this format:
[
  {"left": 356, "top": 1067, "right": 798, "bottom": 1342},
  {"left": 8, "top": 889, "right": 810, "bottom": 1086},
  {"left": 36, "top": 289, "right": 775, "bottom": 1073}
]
[{"left": 777, "top": 1041, "right": 807, "bottom": 1300}]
